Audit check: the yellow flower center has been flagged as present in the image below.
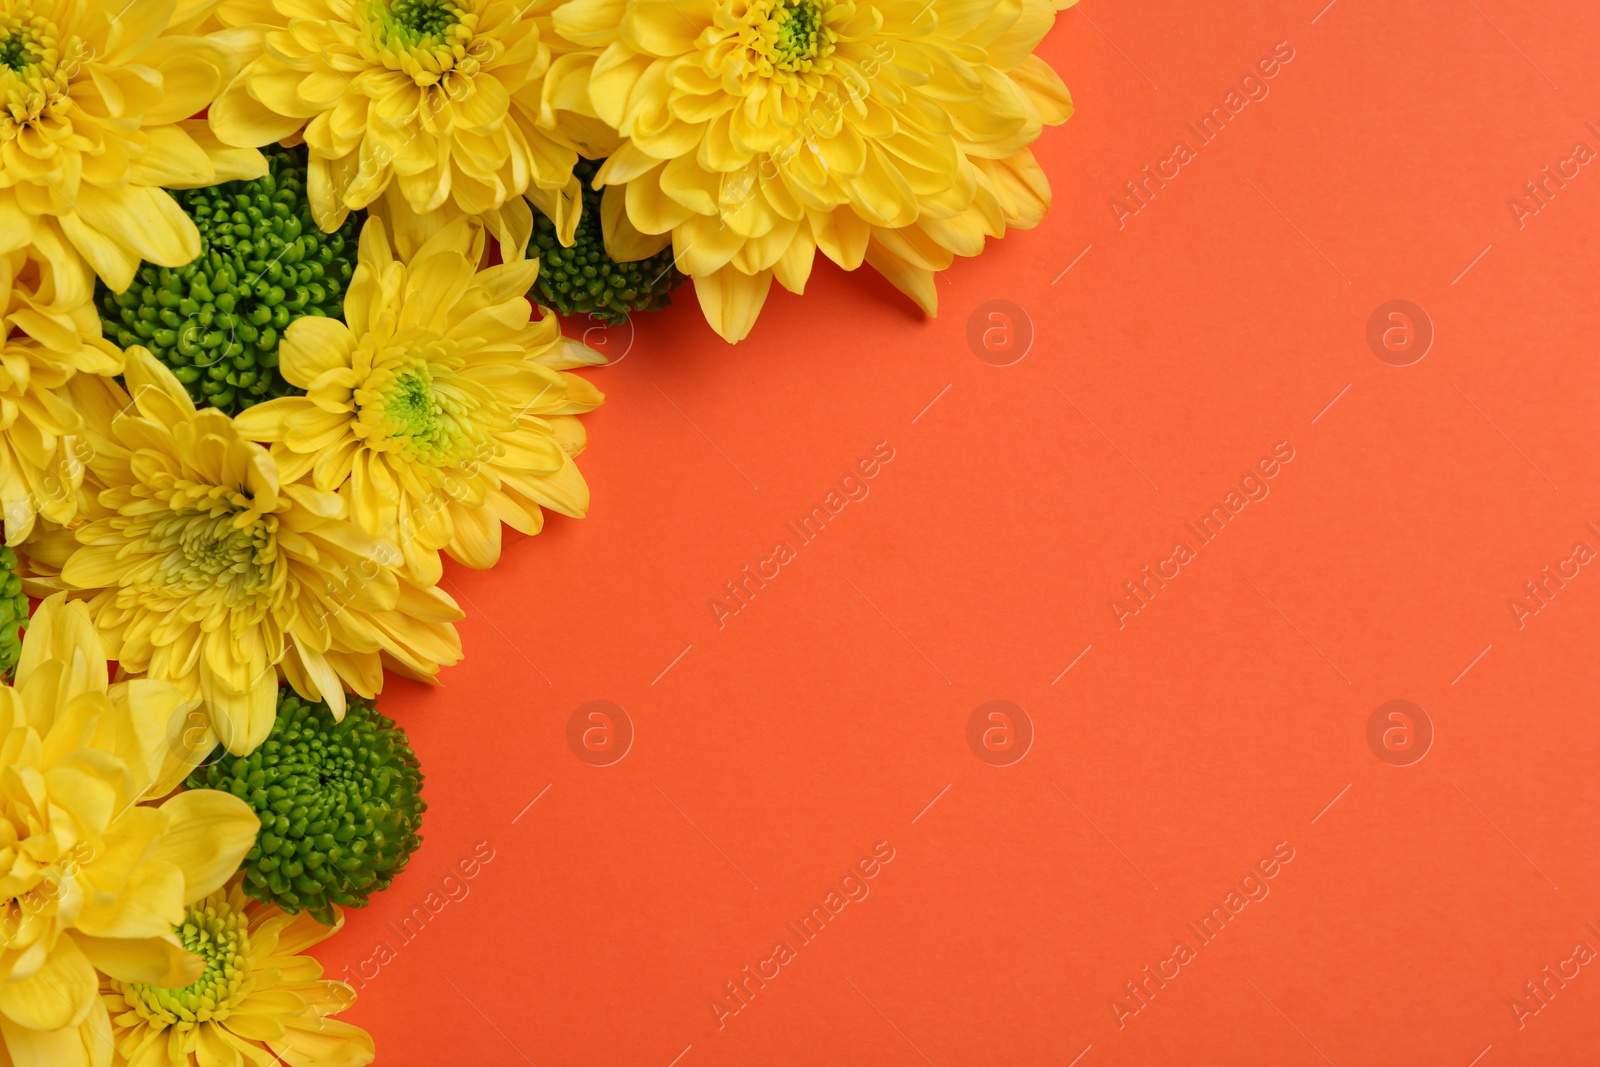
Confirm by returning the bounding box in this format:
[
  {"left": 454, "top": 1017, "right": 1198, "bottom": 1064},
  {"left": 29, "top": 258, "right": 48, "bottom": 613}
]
[
  {"left": 358, "top": 0, "right": 487, "bottom": 85},
  {"left": 0, "top": 5, "right": 86, "bottom": 139},
  {"left": 125, "top": 895, "right": 253, "bottom": 1025}
]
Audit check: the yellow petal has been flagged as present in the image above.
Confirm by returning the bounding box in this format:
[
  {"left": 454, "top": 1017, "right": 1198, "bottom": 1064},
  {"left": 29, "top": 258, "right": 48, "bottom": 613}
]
[
  {"left": 524, "top": 174, "right": 584, "bottom": 248},
  {"left": 56, "top": 212, "right": 140, "bottom": 294},
  {"left": 126, "top": 126, "right": 217, "bottom": 189},
  {"left": 174, "top": 121, "right": 269, "bottom": 185},
  {"left": 621, "top": 0, "right": 705, "bottom": 56},
  {"left": 589, "top": 43, "right": 656, "bottom": 130},
  {"left": 1010, "top": 54, "right": 1073, "bottom": 124},
  {"left": 0, "top": 937, "right": 97, "bottom": 1031},
  {"left": 72, "top": 184, "right": 201, "bottom": 271},
  {"left": 554, "top": 0, "right": 629, "bottom": 46},
  {"left": 0, "top": 1012, "right": 92, "bottom": 1067},
  {"left": 195, "top": 1022, "right": 245, "bottom": 1067},
  {"left": 692, "top": 266, "right": 773, "bottom": 343},
  {"left": 600, "top": 183, "right": 671, "bottom": 261},
  {"left": 277, "top": 315, "right": 356, "bottom": 387},
  {"left": 74, "top": 859, "right": 186, "bottom": 940},
  {"left": 210, "top": 79, "right": 307, "bottom": 148},
  {"left": 274, "top": 1017, "right": 375, "bottom": 1067},
  {"left": 123, "top": 347, "right": 199, "bottom": 423},
  {"left": 149, "top": 789, "right": 260, "bottom": 903},
  {"left": 71, "top": 932, "right": 205, "bottom": 988},
  {"left": 865, "top": 237, "right": 939, "bottom": 315},
  {"left": 772, "top": 224, "right": 815, "bottom": 293}
]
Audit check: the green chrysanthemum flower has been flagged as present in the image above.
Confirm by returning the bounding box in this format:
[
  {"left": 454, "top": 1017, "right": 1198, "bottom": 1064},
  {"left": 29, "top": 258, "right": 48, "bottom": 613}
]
[
  {"left": 529, "top": 157, "right": 684, "bottom": 325},
  {"left": 185, "top": 688, "right": 425, "bottom": 925},
  {"left": 95, "top": 144, "right": 364, "bottom": 416},
  {"left": 0, "top": 545, "right": 25, "bottom": 677}
]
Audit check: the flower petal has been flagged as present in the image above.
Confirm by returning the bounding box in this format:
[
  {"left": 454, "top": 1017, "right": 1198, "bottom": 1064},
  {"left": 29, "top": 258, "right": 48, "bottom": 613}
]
[
  {"left": 0, "top": 937, "right": 97, "bottom": 1031},
  {"left": 149, "top": 790, "right": 261, "bottom": 903},
  {"left": 71, "top": 932, "right": 205, "bottom": 988}
]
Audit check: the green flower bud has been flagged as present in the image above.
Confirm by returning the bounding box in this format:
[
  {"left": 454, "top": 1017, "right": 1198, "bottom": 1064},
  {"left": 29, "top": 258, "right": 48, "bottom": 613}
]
[
  {"left": 527, "top": 157, "right": 684, "bottom": 326},
  {"left": 0, "top": 546, "right": 26, "bottom": 678},
  {"left": 184, "top": 688, "right": 426, "bottom": 926},
  {"left": 96, "top": 145, "right": 364, "bottom": 417}
]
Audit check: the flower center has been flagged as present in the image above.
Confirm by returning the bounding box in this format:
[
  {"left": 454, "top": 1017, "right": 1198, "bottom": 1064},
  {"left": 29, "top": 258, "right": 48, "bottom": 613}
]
[
  {"left": 385, "top": 368, "right": 442, "bottom": 438},
  {"left": 716, "top": 0, "right": 837, "bottom": 86},
  {"left": 0, "top": 7, "right": 85, "bottom": 137},
  {"left": 0, "top": 23, "right": 38, "bottom": 71},
  {"left": 769, "top": 0, "right": 825, "bottom": 69},
  {"left": 360, "top": 0, "right": 485, "bottom": 85},
  {"left": 387, "top": 0, "right": 461, "bottom": 40},
  {"left": 142, "top": 503, "right": 278, "bottom": 607},
  {"left": 125, "top": 895, "right": 252, "bottom": 1025},
  {"left": 355, "top": 345, "right": 493, "bottom": 469}
]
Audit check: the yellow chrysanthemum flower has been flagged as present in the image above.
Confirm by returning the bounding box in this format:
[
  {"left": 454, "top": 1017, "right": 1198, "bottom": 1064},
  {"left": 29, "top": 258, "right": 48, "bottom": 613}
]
[
  {"left": 233, "top": 217, "right": 603, "bottom": 585},
  {"left": 549, "top": 0, "right": 1075, "bottom": 341},
  {"left": 20, "top": 350, "right": 465, "bottom": 756},
  {"left": 97, "top": 879, "right": 373, "bottom": 1067},
  {"left": 0, "top": 239, "right": 123, "bottom": 545},
  {"left": 210, "top": 0, "right": 618, "bottom": 255},
  {"left": 0, "top": 0, "right": 267, "bottom": 292},
  {"left": 0, "top": 593, "right": 259, "bottom": 1067}
]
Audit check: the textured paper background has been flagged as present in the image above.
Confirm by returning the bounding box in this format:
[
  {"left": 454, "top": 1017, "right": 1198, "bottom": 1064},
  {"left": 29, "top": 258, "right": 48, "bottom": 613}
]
[{"left": 323, "top": 1, "right": 1600, "bottom": 1063}]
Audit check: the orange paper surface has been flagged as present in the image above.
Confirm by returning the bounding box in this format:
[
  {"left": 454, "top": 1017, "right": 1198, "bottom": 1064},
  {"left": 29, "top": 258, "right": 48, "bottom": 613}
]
[{"left": 329, "top": 2, "right": 1600, "bottom": 1063}]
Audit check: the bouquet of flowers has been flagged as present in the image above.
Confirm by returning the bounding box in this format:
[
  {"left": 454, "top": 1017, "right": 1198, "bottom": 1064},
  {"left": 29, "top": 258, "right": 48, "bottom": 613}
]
[{"left": 0, "top": 0, "right": 1074, "bottom": 1061}]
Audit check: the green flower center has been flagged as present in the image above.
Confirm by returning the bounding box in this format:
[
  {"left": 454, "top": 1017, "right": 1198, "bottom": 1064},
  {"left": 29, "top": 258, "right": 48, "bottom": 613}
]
[
  {"left": 389, "top": 0, "right": 460, "bottom": 38},
  {"left": 369, "top": 0, "right": 467, "bottom": 49},
  {"left": 0, "top": 544, "right": 25, "bottom": 678},
  {"left": 0, "top": 8, "right": 85, "bottom": 134},
  {"left": 357, "top": 348, "right": 493, "bottom": 469},
  {"left": 360, "top": 0, "right": 485, "bottom": 83},
  {"left": 769, "top": 0, "right": 825, "bottom": 68},
  {"left": 0, "top": 13, "right": 45, "bottom": 72},
  {"left": 385, "top": 369, "right": 442, "bottom": 438},
  {"left": 126, "top": 896, "right": 252, "bottom": 1024}
]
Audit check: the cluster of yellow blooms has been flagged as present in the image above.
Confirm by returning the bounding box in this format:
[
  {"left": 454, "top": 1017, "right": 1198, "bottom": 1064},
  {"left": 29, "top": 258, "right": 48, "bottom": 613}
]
[{"left": 0, "top": 0, "right": 1073, "bottom": 1061}]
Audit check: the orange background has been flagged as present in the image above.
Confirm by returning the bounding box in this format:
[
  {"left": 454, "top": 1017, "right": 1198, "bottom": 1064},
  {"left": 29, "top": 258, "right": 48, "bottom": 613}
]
[{"left": 326, "top": 0, "right": 1600, "bottom": 1063}]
